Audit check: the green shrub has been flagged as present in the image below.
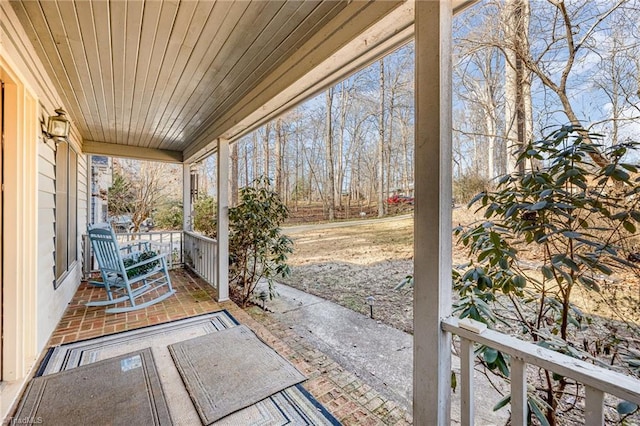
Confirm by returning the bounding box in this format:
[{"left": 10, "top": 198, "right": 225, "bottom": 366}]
[
  {"left": 154, "top": 201, "right": 183, "bottom": 230},
  {"left": 455, "top": 125, "right": 640, "bottom": 424},
  {"left": 453, "top": 173, "right": 491, "bottom": 204},
  {"left": 229, "top": 177, "right": 293, "bottom": 308},
  {"left": 123, "top": 251, "right": 160, "bottom": 278},
  {"left": 193, "top": 195, "right": 217, "bottom": 237}
]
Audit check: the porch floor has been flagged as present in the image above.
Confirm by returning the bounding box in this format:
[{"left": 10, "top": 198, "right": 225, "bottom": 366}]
[{"left": 45, "top": 269, "right": 412, "bottom": 425}]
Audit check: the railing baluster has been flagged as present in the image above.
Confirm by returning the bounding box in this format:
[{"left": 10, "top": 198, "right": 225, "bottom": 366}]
[
  {"left": 442, "top": 318, "right": 640, "bottom": 426},
  {"left": 511, "top": 357, "right": 527, "bottom": 426},
  {"left": 209, "top": 242, "right": 212, "bottom": 282},
  {"left": 206, "top": 243, "right": 210, "bottom": 281},
  {"left": 460, "top": 337, "right": 474, "bottom": 426},
  {"left": 181, "top": 231, "right": 217, "bottom": 288},
  {"left": 584, "top": 385, "right": 604, "bottom": 426},
  {"left": 213, "top": 240, "right": 217, "bottom": 289}
]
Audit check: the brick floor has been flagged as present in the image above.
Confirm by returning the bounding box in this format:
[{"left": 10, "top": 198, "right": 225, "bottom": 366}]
[
  {"left": 48, "top": 268, "right": 413, "bottom": 425},
  {"left": 48, "top": 268, "right": 223, "bottom": 346}
]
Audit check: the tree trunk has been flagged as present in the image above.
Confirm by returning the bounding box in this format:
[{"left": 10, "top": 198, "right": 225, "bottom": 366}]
[
  {"left": 386, "top": 81, "right": 394, "bottom": 203},
  {"left": 337, "top": 82, "right": 348, "bottom": 210},
  {"left": 325, "top": 89, "right": 336, "bottom": 220},
  {"left": 275, "top": 118, "right": 283, "bottom": 197},
  {"left": 295, "top": 131, "right": 300, "bottom": 211},
  {"left": 503, "top": 0, "right": 531, "bottom": 175},
  {"left": 230, "top": 142, "right": 239, "bottom": 207},
  {"left": 401, "top": 119, "right": 410, "bottom": 195},
  {"left": 252, "top": 132, "right": 258, "bottom": 185},
  {"left": 377, "top": 58, "right": 386, "bottom": 218},
  {"left": 263, "top": 123, "right": 271, "bottom": 180},
  {"left": 244, "top": 143, "right": 249, "bottom": 188}
]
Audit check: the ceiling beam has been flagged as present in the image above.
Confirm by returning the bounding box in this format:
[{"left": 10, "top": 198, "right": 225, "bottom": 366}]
[
  {"left": 83, "top": 140, "right": 183, "bottom": 163},
  {"left": 219, "top": 1, "right": 415, "bottom": 147},
  {"left": 182, "top": 0, "right": 480, "bottom": 163},
  {"left": 453, "top": 0, "right": 480, "bottom": 15}
]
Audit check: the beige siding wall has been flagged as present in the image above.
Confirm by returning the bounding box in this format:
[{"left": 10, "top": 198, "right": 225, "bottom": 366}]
[
  {"left": 1, "top": 1, "right": 87, "bottom": 418},
  {"left": 36, "top": 143, "right": 87, "bottom": 351}
]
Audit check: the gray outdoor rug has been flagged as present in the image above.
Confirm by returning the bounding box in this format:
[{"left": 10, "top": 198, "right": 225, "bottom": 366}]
[
  {"left": 14, "top": 348, "right": 171, "bottom": 425},
  {"left": 32, "top": 310, "right": 340, "bottom": 425},
  {"left": 169, "top": 324, "right": 306, "bottom": 425}
]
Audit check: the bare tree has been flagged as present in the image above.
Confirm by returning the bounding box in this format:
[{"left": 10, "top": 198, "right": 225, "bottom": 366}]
[
  {"left": 503, "top": 0, "right": 532, "bottom": 173},
  {"left": 113, "top": 159, "right": 180, "bottom": 232},
  {"left": 325, "top": 89, "right": 336, "bottom": 220},
  {"left": 230, "top": 142, "right": 239, "bottom": 206},
  {"left": 262, "top": 122, "right": 271, "bottom": 179},
  {"left": 377, "top": 58, "right": 386, "bottom": 217},
  {"left": 275, "top": 117, "right": 284, "bottom": 197},
  {"left": 592, "top": 21, "right": 640, "bottom": 145},
  {"left": 511, "top": 0, "right": 632, "bottom": 166}
]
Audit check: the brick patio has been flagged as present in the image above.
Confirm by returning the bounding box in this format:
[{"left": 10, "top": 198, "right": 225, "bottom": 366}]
[{"left": 46, "top": 268, "right": 412, "bottom": 425}]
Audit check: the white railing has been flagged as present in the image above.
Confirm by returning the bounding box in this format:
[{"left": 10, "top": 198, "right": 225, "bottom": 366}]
[
  {"left": 183, "top": 230, "right": 217, "bottom": 289},
  {"left": 116, "top": 231, "right": 184, "bottom": 269},
  {"left": 83, "top": 229, "right": 217, "bottom": 288},
  {"left": 442, "top": 317, "right": 640, "bottom": 426},
  {"left": 83, "top": 230, "right": 184, "bottom": 275}
]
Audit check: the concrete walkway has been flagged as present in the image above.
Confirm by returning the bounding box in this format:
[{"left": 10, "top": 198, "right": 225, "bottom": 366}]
[{"left": 265, "top": 282, "right": 509, "bottom": 425}]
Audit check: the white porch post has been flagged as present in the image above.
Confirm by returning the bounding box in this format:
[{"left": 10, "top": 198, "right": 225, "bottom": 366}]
[
  {"left": 414, "top": 1, "right": 453, "bottom": 425},
  {"left": 183, "top": 163, "right": 192, "bottom": 231},
  {"left": 216, "top": 138, "right": 230, "bottom": 302}
]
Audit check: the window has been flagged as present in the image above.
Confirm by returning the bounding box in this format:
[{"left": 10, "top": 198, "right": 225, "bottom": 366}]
[{"left": 55, "top": 141, "right": 77, "bottom": 285}]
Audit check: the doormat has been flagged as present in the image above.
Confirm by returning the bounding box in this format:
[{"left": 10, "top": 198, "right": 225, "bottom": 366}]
[
  {"left": 32, "top": 310, "right": 340, "bottom": 425},
  {"left": 14, "top": 348, "right": 171, "bottom": 425},
  {"left": 169, "top": 324, "right": 306, "bottom": 424}
]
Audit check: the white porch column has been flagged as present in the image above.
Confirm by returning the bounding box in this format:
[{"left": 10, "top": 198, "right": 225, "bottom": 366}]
[
  {"left": 216, "top": 138, "right": 230, "bottom": 302},
  {"left": 183, "top": 163, "right": 192, "bottom": 231},
  {"left": 414, "top": 1, "right": 453, "bottom": 425}
]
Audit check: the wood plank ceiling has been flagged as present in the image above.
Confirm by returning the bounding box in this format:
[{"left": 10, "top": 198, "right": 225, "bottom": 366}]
[{"left": 10, "top": 0, "right": 473, "bottom": 162}]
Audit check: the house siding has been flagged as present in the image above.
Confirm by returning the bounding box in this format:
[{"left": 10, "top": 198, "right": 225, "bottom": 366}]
[
  {"left": 36, "top": 142, "right": 87, "bottom": 351},
  {"left": 1, "top": 1, "right": 87, "bottom": 419}
]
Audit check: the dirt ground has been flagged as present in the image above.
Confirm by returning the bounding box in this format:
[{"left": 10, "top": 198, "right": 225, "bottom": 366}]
[
  {"left": 279, "top": 209, "right": 482, "bottom": 333},
  {"left": 280, "top": 215, "right": 415, "bottom": 332},
  {"left": 279, "top": 208, "right": 640, "bottom": 335}
]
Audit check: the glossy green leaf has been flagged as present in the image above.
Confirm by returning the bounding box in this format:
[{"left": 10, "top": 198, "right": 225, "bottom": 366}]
[
  {"left": 492, "top": 394, "right": 511, "bottom": 411},
  {"left": 483, "top": 347, "right": 498, "bottom": 364},
  {"left": 528, "top": 398, "right": 551, "bottom": 426},
  {"left": 541, "top": 266, "right": 554, "bottom": 279},
  {"left": 616, "top": 401, "right": 638, "bottom": 415},
  {"left": 623, "top": 221, "right": 637, "bottom": 233},
  {"left": 513, "top": 275, "right": 527, "bottom": 288},
  {"left": 529, "top": 201, "right": 547, "bottom": 211}
]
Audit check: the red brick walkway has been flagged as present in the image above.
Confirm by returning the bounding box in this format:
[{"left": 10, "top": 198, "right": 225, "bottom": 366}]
[{"left": 47, "top": 269, "right": 412, "bottom": 425}]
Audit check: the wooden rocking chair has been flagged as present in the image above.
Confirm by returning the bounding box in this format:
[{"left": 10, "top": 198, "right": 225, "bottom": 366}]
[{"left": 86, "top": 223, "right": 176, "bottom": 313}]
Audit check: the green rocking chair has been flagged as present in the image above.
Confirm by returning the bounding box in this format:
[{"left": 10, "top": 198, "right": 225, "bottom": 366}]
[{"left": 86, "top": 223, "right": 176, "bottom": 313}]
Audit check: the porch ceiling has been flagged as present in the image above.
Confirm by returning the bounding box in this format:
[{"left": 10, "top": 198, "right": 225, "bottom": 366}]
[{"left": 10, "top": 0, "right": 473, "bottom": 163}]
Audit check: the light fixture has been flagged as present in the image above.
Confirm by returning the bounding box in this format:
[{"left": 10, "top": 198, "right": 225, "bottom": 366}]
[
  {"left": 366, "top": 295, "right": 375, "bottom": 319},
  {"left": 46, "top": 108, "right": 70, "bottom": 139}
]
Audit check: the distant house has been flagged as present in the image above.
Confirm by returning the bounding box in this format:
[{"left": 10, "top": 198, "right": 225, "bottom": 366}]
[{"left": 90, "top": 155, "right": 112, "bottom": 225}]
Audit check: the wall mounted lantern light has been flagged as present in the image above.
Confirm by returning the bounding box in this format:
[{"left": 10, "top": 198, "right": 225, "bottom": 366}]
[{"left": 45, "top": 108, "right": 70, "bottom": 139}]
